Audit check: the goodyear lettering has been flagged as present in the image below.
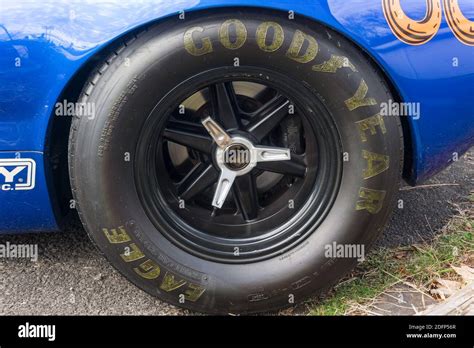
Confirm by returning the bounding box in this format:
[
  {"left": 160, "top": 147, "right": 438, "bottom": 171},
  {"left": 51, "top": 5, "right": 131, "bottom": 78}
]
[
  {"left": 219, "top": 19, "right": 247, "bottom": 50},
  {"left": 355, "top": 113, "right": 387, "bottom": 142},
  {"left": 184, "top": 283, "right": 206, "bottom": 302},
  {"left": 312, "top": 55, "right": 357, "bottom": 73},
  {"left": 356, "top": 187, "right": 386, "bottom": 214},
  {"left": 158, "top": 272, "right": 205, "bottom": 302},
  {"left": 103, "top": 226, "right": 131, "bottom": 244},
  {"left": 184, "top": 26, "right": 213, "bottom": 56},
  {"left": 160, "top": 271, "right": 187, "bottom": 292},
  {"left": 184, "top": 21, "right": 320, "bottom": 64},
  {"left": 344, "top": 80, "right": 377, "bottom": 111},
  {"left": 120, "top": 243, "right": 145, "bottom": 262},
  {"left": 256, "top": 21, "right": 285, "bottom": 52},
  {"left": 134, "top": 259, "right": 161, "bottom": 279},
  {"left": 362, "top": 150, "right": 390, "bottom": 179},
  {"left": 104, "top": 226, "right": 208, "bottom": 303},
  {"left": 286, "top": 29, "right": 318, "bottom": 63}
]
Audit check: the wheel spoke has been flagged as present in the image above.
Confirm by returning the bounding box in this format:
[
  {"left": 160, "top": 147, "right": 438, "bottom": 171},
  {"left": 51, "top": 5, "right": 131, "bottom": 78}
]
[
  {"left": 201, "top": 117, "right": 232, "bottom": 149},
  {"left": 163, "top": 121, "right": 213, "bottom": 154},
  {"left": 177, "top": 163, "right": 219, "bottom": 201},
  {"left": 256, "top": 154, "right": 307, "bottom": 177},
  {"left": 254, "top": 146, "right": 291, "bottom": 162},
  {"left": 233, "top": 174, "right": 259, "bottom": 221},
  {"left": 212, "top": 169, "right": 236, "bottom": 208},
  {"left": 209, "top": 82, "right": 241, "bottom": 130},
  {"left": 246, "top": 95, "right": 290, "bottom": 141}
]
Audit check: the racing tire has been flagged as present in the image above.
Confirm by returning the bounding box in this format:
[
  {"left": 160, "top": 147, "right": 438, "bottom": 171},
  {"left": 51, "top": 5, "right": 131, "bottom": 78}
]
[{"left": 69, "top": 9, "right": 403, "bottom": 314}]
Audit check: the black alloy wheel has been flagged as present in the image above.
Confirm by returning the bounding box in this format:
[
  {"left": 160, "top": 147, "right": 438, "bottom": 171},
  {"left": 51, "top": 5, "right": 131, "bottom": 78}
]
[{"left": 135, "top": 71, "right": 341, "bottom": 262}]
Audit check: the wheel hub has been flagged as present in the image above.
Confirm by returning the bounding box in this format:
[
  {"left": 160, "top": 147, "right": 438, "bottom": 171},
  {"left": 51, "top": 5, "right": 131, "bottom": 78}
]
[
  {"left": 203, "top": 117, "right": 291, "bottom": 208},
  {"left": 222, "top": 144, "right": 250, "bottom": 171}
]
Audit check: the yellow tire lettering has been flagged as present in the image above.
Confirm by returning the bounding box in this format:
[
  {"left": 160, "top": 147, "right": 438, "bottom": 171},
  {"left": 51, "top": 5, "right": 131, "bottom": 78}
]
[
  {"left": 362, "top": 150, "right": 390, "bottom": 179},
  {"left": 355, "top": 113, "right": 387, "bottom": 142},
  {"left": 184, "top": 26, "right": 213, "bottom": 56},
  {"left": 103, "top": 226, "right": 131, "bottom": 244},
  {"left": 312, "top": 55, "right": 357, "bottom": 73},
  {"left": 256, "top": 21, "right": 285, "bottom": 52},
  {"left": 219, "top": 19, "right": 247, "bottom": 50},
  {"left": 134, "top": 259, "right": 161, "bottom": 280},
  {"left": 382, "top": 0, "right": 442, "bottom": 45},
  {"left": 344, "top": 79, "right": 377, "bottom": 111},
  {"left": 120, "top": 243, "right": 145, "bottom": 263},
  {"left": 160, "top": 272, "right": 187, "bottom": 292},
  {"left": 286, "top": 30, "right": 318, "bottom": 63},
  {"left": 356, "top": 187, "right": 386, "bottom": 214},
  {"left": 443, "top": 0, "right": 474, "bottom": 46},
  {"left": 184, "top": 283, "right": 206, "bottom": 302}
]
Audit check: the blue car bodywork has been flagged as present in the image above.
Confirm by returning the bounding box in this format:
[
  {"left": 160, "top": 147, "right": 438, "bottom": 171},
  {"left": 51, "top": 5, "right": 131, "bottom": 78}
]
[{"left": 0, "top": 0, "right": 473, "bottom": 232}]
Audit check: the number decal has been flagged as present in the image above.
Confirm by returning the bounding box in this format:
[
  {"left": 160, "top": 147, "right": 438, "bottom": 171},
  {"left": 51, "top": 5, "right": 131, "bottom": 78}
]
[
  {"left": 382, "top": 0, "right": 442, "bottom": 45},
  {"left": 383, "top": 0, "right": 473, "bottom": 46},
  {"left": 444, "top": 0, "right": 474, "bottom": 46}
]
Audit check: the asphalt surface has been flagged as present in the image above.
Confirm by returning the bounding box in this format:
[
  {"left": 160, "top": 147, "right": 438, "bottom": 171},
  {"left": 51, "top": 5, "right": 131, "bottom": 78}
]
[{"left": 0, "top": 149, "right": 472, "bottom": 315}]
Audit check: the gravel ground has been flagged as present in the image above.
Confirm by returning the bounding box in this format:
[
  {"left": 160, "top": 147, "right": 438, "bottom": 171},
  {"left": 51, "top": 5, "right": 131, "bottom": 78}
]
[{"left": 0, "top": 149, "right": 472, "bottom": 315}]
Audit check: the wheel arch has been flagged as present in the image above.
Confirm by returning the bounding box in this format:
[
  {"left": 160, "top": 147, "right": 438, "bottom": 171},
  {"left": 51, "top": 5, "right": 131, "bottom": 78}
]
[{"left": 44, "top": 24, "right": 151, "bottom": 225}]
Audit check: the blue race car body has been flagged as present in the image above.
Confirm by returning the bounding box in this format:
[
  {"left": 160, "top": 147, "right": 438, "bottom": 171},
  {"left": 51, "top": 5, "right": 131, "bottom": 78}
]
[{"left": 0, "top": 0, "right": 473, "bottom": 232}]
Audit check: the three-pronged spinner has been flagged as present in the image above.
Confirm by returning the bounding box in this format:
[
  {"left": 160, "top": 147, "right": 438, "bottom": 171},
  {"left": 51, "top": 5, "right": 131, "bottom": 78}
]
[{"left": 201, "top": 116, "right": 291, "bottom": 208}]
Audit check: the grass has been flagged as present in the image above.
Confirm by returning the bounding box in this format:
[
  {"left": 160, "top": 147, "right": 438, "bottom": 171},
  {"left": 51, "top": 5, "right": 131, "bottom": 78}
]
[
  {"left": 308, "top": 204, "right": 474, "bottom": 316},
  {"left": 469, "top": 192, "right": 474, "bottom": 202}
]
